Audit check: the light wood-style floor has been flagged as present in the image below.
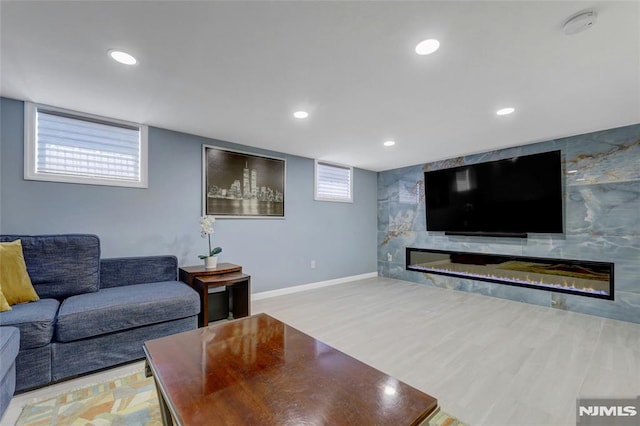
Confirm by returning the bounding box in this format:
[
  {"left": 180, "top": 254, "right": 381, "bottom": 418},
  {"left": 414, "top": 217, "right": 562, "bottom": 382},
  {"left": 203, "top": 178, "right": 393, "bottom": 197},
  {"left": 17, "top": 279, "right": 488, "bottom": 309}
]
[
  {"left": 4, "top": 277, "right": 639, "bottom": 425},
  {"left": 253, "top": 277, "right": 640, "bottom": 425}
]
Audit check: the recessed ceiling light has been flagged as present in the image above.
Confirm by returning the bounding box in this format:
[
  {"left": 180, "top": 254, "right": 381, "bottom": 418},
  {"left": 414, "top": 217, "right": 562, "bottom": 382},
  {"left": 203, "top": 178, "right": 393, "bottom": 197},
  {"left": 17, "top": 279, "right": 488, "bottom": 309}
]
[
  {"left": 108, "top": 50, "right": 137, "bottom": 65},
  {"left": 383, "top": 140, "right": 396, "bottom": 147},
  {"left": 415, "top": 39, "right": 440, "bottom": 55},
  {"left": 496, "top": 107, "right": 515, "bottom": 116},
  {"left": 293, "top": 111, "right": 309, "bottom": 119}
]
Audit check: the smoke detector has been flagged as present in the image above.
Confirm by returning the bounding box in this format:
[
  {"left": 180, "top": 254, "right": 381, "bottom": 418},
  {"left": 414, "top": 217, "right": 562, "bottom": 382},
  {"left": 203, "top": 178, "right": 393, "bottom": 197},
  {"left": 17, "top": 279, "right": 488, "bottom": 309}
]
[{"left": 563, "top": 10, "right": 597, "bottom": 35}]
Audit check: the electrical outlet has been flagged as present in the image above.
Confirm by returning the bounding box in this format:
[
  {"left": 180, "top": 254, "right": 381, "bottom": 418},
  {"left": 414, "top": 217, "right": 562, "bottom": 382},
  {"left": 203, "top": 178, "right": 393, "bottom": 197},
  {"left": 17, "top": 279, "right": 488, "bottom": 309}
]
[
  {"left": 310, "top": 260, "right": 316, "bottom": 269},
  {"left": 387, "top": 253, "right": 393, "bottom": 262}
]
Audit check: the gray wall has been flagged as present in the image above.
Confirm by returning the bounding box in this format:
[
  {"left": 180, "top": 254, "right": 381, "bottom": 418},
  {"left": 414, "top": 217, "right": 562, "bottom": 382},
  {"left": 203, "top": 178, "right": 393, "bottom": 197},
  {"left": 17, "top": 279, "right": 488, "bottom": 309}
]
[
  {"left": 1, "top": 97, "right": 378, "bottom": 293},
  {"left": 378, "top": 123, "right": 640, "bottom": 323}
]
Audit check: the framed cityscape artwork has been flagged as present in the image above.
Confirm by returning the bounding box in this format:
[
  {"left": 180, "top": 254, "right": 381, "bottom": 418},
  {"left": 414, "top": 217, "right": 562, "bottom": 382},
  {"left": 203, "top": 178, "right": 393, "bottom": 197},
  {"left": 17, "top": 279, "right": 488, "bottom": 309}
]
[{"left": 202, "top": 145, "right": 285, "bottom": 218}]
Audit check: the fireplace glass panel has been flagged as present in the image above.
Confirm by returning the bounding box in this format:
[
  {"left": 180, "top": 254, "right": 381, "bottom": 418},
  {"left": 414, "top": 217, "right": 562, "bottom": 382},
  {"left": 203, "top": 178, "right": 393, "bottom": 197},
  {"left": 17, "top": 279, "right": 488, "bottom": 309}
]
[{"left": 406, "top": 248, "right": 613, "bottom": 300}]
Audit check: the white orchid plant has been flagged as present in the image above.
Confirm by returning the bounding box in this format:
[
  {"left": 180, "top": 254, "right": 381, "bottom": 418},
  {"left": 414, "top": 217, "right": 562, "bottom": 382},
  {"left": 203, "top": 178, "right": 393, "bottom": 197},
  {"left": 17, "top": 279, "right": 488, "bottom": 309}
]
[{"left": 198, "top": 216, "right": 222, "bottom": 259}]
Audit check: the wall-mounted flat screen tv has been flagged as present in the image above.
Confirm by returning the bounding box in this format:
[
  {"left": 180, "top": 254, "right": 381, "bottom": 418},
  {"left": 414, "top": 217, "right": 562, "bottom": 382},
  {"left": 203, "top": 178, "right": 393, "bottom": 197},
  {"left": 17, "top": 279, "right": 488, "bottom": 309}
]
[{"left": 424, "top": 150, "right": 563, "bottom": 237}]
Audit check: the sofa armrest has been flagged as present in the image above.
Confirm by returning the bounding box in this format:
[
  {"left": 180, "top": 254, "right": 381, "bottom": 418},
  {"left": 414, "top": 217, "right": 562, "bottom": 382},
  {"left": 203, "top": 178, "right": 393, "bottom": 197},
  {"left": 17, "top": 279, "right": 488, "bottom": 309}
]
[{"left": 100, "top": 256, "right": 178, "bottom": 288}]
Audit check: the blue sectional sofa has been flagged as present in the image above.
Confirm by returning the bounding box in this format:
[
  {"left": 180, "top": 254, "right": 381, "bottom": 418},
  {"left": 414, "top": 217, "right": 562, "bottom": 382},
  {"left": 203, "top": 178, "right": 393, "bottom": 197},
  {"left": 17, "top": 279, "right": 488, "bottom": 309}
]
[
  {"left": 0, "top": 327, "right": 19, "bottom": 419},
  {"left": 0, "top": 234, "right": 200, "bottom": 397}
]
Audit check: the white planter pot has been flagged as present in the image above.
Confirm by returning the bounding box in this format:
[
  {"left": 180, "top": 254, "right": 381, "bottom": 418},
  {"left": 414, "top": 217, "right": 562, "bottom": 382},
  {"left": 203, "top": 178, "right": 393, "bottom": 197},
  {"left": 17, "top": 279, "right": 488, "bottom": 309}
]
[{"left": 204, "top": 256, "right": 218, "bottom": 269}]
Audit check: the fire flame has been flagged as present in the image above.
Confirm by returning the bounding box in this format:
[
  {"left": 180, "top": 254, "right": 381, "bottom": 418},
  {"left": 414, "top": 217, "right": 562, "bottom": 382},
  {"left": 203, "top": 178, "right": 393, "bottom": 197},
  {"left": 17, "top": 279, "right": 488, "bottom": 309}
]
[{"left": 414, "top": 265, "right": 609, "bottom": 296}]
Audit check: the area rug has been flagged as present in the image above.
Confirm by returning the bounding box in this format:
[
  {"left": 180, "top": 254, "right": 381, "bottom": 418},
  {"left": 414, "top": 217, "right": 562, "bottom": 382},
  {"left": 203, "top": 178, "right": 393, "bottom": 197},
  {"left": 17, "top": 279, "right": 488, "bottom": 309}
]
[
  {"left": 423, "top": 407, "right": 469, "bottom": 426},
  {"left": 16, "top": 371, "right": 160, "bottom": 426},
  {"left": 16, "top": 370, "right": 467, "bottom": 425}
]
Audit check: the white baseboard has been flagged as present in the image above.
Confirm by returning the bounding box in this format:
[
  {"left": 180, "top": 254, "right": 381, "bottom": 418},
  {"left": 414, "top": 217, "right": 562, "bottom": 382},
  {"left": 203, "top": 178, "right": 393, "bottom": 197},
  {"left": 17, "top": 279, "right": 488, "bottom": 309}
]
[{"left": 251, "top": 272, "right": 378, "bottom": 301}]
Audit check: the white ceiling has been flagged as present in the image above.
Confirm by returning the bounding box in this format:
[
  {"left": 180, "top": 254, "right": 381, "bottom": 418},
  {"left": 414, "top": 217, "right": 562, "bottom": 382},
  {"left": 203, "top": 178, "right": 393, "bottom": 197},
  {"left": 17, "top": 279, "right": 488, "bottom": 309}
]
[{"left": 1, "top": 1, "right": 639, "bottom": 171}]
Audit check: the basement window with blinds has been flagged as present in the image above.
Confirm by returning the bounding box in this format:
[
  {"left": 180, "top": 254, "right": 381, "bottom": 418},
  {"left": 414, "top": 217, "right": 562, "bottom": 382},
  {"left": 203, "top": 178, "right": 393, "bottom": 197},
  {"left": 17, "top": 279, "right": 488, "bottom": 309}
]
[
  {"left": 314, "top": 160, "right": 353, "bottom": 202},
  {"left": 24, "top": 102, "right": 148, "bottom": 188}
]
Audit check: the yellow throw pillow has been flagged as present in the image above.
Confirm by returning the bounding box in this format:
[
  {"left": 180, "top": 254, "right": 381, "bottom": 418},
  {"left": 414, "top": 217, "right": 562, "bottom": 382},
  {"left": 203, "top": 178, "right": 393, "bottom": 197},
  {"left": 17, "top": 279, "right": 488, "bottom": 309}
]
[
  {"left": 0, "top": 289, "right": 11, "bottom": 312},
  {"left": 0, "top": 239, "right": 39, "bottom": 305}
]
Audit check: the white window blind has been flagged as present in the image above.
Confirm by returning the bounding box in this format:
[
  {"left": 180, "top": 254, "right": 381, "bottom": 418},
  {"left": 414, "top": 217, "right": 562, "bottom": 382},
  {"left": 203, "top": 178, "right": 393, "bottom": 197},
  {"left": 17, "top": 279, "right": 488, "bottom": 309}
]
[
  {"left": 24, "top": 102, "right": 148, "bottom": 188},
  {"left": 315, "top": 161, "right": 353, "bottom": 202}
]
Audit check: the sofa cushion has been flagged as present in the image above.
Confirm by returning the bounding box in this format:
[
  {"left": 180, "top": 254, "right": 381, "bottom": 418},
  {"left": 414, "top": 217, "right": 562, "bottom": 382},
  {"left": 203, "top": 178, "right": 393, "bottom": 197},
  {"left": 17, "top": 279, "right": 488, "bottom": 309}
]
[
  {"left": 0, "top": 291, "right": 10, "bottom": 312},
  {"left": 0, "top": 299, "right": 59, "bottom": 349},
  {"left": 0, "top": 235, "right": 100, "bottom": 299},
  {"left": 0, "top": 327, "right": 20, "bottom": 380},
  {"left": 0, "top": 240, "right": 40, "bottom": 305},
  {"left": 52, "top": 317, "right": 196, "bottom": 381},
  {"left": 100, "top": 256, "right": 178, "bottom": 289},
  {"left": 55, "top": 281, "right": 200, "bottom": 342}
]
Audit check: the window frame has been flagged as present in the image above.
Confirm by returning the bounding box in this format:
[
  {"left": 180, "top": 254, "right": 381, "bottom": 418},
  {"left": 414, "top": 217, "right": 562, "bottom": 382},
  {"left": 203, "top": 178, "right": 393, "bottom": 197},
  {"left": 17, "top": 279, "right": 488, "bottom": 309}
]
[
  {"left": 314, "top": 160, "right": 354, "bottom": 203},
  {"left": 24, "top": 102, "right": 149, "bottom": 188}
]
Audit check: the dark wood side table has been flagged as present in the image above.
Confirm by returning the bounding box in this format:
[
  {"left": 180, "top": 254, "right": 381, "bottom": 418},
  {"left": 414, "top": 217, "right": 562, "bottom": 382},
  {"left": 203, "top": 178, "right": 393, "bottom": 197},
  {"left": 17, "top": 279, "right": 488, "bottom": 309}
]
[{"left": 179, "top": 263, "right": 251, "bottom": 327}]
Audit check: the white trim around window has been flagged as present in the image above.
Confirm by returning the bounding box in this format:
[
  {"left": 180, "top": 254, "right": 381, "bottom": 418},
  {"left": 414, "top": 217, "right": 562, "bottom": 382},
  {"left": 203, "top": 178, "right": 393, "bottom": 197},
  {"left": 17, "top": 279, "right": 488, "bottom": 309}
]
[
  {"left": 24, "top": 102, "right": 148, "bottom": 188},
  {"left": 314, "top": 160, "right": 353, "bottom": 203}
]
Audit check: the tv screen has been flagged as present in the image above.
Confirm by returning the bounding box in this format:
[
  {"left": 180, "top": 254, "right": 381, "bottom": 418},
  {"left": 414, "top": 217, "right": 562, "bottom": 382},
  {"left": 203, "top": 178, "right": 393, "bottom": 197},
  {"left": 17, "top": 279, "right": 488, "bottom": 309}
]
[{"left": 424, "top": 150, "right": 563, "bottom": 237}]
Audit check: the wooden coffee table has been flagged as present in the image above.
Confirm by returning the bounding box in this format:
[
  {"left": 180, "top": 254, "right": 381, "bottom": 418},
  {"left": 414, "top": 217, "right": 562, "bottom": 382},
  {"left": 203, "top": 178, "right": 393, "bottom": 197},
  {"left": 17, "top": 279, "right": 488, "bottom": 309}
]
[{"left": 143, "top": 313, "right": 438, "bottom": 425}]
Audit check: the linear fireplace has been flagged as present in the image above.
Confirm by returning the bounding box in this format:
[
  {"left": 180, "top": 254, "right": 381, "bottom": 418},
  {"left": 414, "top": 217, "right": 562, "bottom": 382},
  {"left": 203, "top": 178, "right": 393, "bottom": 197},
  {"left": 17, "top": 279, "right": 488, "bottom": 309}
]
[{"left": 406, "top": 248, "right": 614, "bottom": 300}]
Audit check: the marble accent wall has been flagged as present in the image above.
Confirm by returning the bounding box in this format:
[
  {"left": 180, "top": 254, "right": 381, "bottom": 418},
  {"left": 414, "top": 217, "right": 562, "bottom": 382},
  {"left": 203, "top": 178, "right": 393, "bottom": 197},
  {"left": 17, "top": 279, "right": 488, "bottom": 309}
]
[{"left": 378, "top": 124, "right": 640, "bottom": 323}]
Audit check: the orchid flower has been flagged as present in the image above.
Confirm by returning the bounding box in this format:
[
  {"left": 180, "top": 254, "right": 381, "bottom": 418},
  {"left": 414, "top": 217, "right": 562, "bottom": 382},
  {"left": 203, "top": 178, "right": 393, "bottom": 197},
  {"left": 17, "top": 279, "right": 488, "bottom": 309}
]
[{"left": 198, "top": 216, "right": 222, "bottom": 259}]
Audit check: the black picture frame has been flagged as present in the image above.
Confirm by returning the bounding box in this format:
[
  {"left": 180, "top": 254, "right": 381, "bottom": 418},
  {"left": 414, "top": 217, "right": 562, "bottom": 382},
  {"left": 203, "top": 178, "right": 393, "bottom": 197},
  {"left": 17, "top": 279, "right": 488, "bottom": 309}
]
[{"left": 202, "top": 145, "right": 286, "bottom": 218}]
